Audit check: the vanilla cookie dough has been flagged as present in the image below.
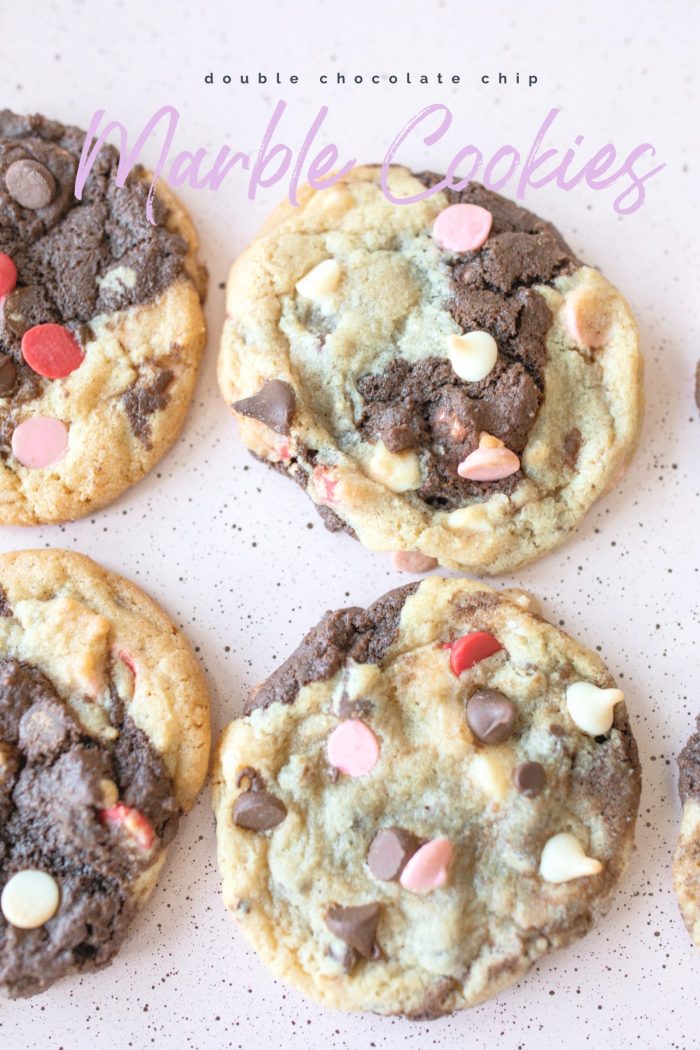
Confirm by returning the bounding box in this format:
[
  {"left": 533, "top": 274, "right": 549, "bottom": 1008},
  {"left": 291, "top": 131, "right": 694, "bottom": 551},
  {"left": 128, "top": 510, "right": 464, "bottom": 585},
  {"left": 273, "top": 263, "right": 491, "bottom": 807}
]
[
  {"left": 673, "top": 716, "right": 700, "bottom": 948},
  {"left": 213, "top": 577, "right": 641, "bottom": 1016},
  {"left": 218, "top": 168, "right": 643, "bottom": 575},
  {"left": 0, "top": 548, "right": 210, "bottom": 997},
  {"left": 0, "top": 110, "right": 207, "bottom": 524}
]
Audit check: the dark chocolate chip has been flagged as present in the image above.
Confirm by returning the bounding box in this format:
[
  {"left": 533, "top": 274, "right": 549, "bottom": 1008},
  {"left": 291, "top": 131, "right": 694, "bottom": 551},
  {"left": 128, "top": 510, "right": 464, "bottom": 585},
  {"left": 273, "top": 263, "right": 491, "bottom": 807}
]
[
  {"left": 466, "top": 689, "right": 516, "bottom": 745},
  {"left": 367, "top": 827, "right": 421, "bottom": 881},
  {"left": 325, "top": 902, "right": 380, "bottom": 960},
  {"left": 5, "top": 158, "right": 57, "bottom": 210},
  {"left": 233, "top": 789, "right": 287, "bottom": 831},
  {"left": 513, "top": 761, "right": 546, "bottom": 797},
  {"left": 233, "top": 379, "right": 296, "bottom": 435},
  {"left": 383, "top": 423, "right": 417, "bottom": 452},
  {"left": 3, "top": 285, "right": 54, "bottom": 337},
  {"left": 0, "top": 353, "right": 17, "bottom": 396}
]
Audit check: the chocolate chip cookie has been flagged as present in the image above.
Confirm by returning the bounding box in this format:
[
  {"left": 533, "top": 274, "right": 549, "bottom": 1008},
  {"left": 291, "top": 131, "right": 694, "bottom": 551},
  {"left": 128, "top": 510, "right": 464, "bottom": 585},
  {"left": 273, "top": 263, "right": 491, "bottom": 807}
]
[
  {"left": 218, "top": 167, "right": 643, "bottom": 574},
  {"left": 673, "top": 716, "right": 700, "bottom": 948},
  {"left": 0, "top": 548, "right": 210, "bottom": 997},
  {"left": 0, "top": 111, "right": 207, "bottom": 524},
  {"left": 213, "top": 577, "right": 640, "bottom": 1015}
]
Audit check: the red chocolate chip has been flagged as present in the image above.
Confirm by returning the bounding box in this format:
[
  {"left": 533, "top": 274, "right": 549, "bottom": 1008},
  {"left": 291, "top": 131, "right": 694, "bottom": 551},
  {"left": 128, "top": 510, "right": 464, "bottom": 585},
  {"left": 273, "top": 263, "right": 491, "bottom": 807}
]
[
  {"left": 99, "top": 803, "right": 155, "bottom": 850},
  {"left": 21, "top": 324, "right": 84, "bottom": 379},
  {"left": 447, "top": 631, "right": 503, "bottom": 676},
  {"left": 0, "top": 253, "right": 17, "bottom": 299}
]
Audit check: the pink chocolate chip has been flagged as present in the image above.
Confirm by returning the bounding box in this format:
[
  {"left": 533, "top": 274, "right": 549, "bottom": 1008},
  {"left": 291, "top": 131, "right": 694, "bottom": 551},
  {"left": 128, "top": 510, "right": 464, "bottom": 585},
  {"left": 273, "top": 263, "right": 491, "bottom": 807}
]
[
  {"left": 399, "top": 837, "right": 453, "bottom": 893},
  {"left": 313, "top": 465, "right": 338, "bottom": 504},
  {"left": 563, "top": 289, "right": 611, "bottom": 349},
  {"left": 457, "top": 446, "right": 520, "bottom": 482},
  {"left": 327, "top": 719, "right": 379, "bottom": 777},
  {"left": 392, "top": 551, "right": 438, "bottom": 574},
  {"left": 432, "top": 203, "right": 492, "bottom": 253},
  {"left": 11, "top": 416, "right": 68, "bottom": 468}
]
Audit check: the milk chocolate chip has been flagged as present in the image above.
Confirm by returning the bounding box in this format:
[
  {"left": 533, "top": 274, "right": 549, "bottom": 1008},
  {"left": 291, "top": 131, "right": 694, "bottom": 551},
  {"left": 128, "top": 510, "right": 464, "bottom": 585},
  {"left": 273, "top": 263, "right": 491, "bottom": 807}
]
[
  {"left": 233, "top": 379, "right": 296, "bottom": 435},
  {"left": 5, "top": 159, "right": 56, "bottom": 210},
  {"left": 233, "top": 789, "right": 287, "bottom": 831},
  {"left": 3, "top": 285, "right": 54, "bottom": 338},
  {"left": 0, "top": 353, "right": 17, "bottom": 396},
  {"left": 513, "top": 761, "right": 546, "bottom": 797},
  {"left": 325, "top": 902, "right": 380, "bottom": 960},
  {"left": 367, "top": 827, "right": 420, "bottom": 881},
  {"left": 466, "top": 689, "right": 516, "bottom": 744}
]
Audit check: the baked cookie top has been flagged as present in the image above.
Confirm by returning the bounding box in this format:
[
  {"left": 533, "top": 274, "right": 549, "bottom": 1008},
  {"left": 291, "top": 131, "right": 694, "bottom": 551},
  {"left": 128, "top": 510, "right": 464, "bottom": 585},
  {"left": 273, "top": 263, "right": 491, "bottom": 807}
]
[
  {"left": 0, "top": 111, "right": 207, "bottom": 524},
  {"left": 218, "top": 167, "right": 643, "bottom": 575},
  {"left": 213, "top": 577, "right": 641, "bottom": 1016},
  {"left": 0, "top": 548, "right": 210, "bottom": 997},
  {"left": 673, "top": 716, "right": 700, "bottom": 948}
]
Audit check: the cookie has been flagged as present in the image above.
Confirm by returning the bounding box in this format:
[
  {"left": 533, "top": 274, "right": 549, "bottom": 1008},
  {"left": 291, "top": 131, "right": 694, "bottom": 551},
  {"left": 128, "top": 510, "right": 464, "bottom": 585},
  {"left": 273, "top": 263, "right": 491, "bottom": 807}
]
[
  {"left": 213, "top": 576, "right": 640, "bottom": 1015},
  {"left": 0, "top": 110, "right": 207, "bottom": 524},
  {"left": 218, "top": 168, "right": 643, "bottom": 575},
  {"left": 0, "top": 549, "right": 210, "bottom": 997},
  {"left": 673, "top": 716, "right": 700, "bottom": 948}
]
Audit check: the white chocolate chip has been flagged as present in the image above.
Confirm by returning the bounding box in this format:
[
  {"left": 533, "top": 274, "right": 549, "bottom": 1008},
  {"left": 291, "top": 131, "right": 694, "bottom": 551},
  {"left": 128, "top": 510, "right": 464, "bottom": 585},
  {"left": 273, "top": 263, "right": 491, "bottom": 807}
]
[
  {"left": 478, "top": 431, "right": 504, "bottom": 450},
  {"left": 539, "top": 833, "right": 603, "bottom": 883},
  {"left": 99, "top": 778, "right": 119, "bottom": 807},
  {"left": 469, "top": 752, "right": 509, "bottom": 801},
  {"left": 447, "top": 331, "right": 498, "bottom": 383},
  {"left": 96, "top": 266, "right": 137, "bottom": 293},
  {"left": 1, "top": 869, "right": 60, "bottom": 928},
  {"left": 501, "top": 587, "right": 542, "bottom": 616},
  {"left": 367, "top": 443, "right": 421, "bottom": 493},
  {"left": 295, "top": 259, "right": 340, "bottom": 300},
  {"left": 566, "top": 681, "right": 624, "bottom": 736},
  {"left": 446, "top": 505, "right": 492, "bottom": 533}
]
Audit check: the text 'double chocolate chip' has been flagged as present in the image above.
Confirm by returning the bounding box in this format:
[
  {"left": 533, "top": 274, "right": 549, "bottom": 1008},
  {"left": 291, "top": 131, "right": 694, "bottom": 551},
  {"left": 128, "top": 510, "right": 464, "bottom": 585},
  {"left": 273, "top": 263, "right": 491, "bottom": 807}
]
[
  {"left": 325, "top": 902, "right": 380, "bottom": 960},
  {"left": 0, "top": 353, "right": 17, "bottom": 396},
  {"left": 466, "top": 689, "right": 516, "bottom": 745},
  {"left": 5, "top": 159, "right": 57, "bottom": 210},
  {"left": 367, "top": 827, "right": 420, "bottom": 881},
  {"left": 233, "top": 379, "right": 296, "bottom": 435},
  {"left": 232, "top": 789, "right": 287, "bottom": 831},
  {"left": 513, "top": 761, "right": 546, "bottom": 797}
]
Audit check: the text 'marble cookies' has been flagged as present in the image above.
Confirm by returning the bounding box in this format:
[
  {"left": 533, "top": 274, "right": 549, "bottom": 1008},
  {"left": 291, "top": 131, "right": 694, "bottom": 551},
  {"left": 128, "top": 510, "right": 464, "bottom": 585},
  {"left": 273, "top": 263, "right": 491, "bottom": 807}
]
[
  {"left": 0, "top": 549, "right": 210, "bottom": 997},
  {"left": 213, "top": 577, "right": 640, "bottom": 1016},
  {"left": 673, "top": 716, "right": 700, "bottom": 948},
  {"left": 0, "top": 111, "right": 207, "bottom": 524},
  {"left": 218, "top": 167, "right": 643, "bottom": 575}
]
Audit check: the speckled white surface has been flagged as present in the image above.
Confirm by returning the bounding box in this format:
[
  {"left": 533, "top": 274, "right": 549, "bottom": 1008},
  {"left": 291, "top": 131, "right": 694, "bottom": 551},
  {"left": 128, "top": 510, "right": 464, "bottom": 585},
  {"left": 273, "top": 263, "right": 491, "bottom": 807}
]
[{"left": 0, "top": 0, "right": 698, "bottom": 1046}]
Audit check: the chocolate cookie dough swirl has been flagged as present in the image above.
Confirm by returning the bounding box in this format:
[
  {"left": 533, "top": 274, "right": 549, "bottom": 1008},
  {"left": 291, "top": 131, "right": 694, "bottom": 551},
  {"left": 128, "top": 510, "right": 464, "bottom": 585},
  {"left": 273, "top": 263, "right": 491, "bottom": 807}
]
[
  {"left": 219, "top": 167, "right": 643, "bottom": 574},
  {"left": 0, "top": 110, "right": 207, "bottom": 524}
]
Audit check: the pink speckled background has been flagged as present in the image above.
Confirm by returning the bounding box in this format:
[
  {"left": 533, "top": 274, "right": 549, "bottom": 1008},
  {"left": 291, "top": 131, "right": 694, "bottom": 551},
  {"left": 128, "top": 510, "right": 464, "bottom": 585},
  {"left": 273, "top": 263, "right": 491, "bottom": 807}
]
[{"left": 0, "top": 1, "right": 698, "bottom": 1046}]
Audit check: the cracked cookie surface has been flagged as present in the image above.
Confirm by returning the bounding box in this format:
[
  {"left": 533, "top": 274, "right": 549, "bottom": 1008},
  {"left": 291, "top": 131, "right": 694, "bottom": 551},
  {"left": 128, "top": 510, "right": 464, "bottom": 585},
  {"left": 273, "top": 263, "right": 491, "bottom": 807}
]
[
  {"left": 218, "top": 167, "right": 643, "bottom": 574},
  {"left": 0, "top": 548, "right": 210, "bottom": 997},
  {"left": 0, "top": 111, "right": 207, "bottom": 523},
  {"left": 213, "top": 577, "right": 640, "bottom": 1015}
]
